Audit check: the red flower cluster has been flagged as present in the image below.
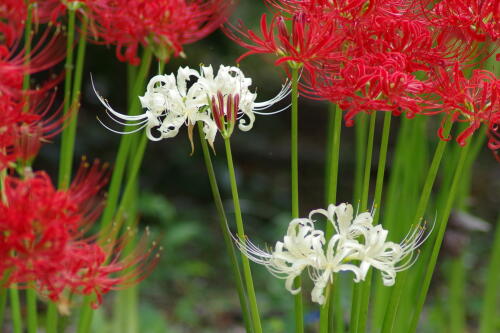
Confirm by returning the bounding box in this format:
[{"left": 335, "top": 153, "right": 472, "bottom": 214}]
[
  {"left": 225, "top": 0, "right": 499, "bottom": 157},
  {"left": 87, "top": 0, "right": 232, "bottom": 65},
  {"left": 0, "top": 161, "right": 158, "bottom": 308},
  {"left": 426, "top": 65, "right": 499, "bottom": 146},
  {"left": 0, "top": 6, "right": 67, "bottom": 168}
]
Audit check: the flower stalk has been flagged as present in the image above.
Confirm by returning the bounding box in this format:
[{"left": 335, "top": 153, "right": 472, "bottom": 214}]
[
  {"left": 290, "top": 65, "right": 304, "bottom": 333},
  {"left": 58, "top": 14, "right": 89, "bottom": 188},
  {"left": 58, "top": 8, "right": 76, "bottom": 188},
  {"left": 320, "top": 103, "right": 343, "bottom": 333},
  {"left": 198, "top": 122, "right": 253, "bottom": 333},
  {"left": 223, "top": 137, "right": 263, "bottom": 333},
  {"left": 351, "top": 112, "right": 377, "bottom": 333},
  {"left": 408, "top": 136, "right": 472, "bottom": 333},
  {"left": 382, "top": 117, "right": 453, "bottom": 333}
]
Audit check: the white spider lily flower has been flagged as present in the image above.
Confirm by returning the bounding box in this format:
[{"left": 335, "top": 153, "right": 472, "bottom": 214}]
[
  {"left": 236, "top": 218, "right": 325, "bottom": 295},
  {"left": 234, "top": 202, "right": 430, "bottom": 306},
  {"left": 94, "top": 65, "right": 291, "bottom": 149},
  {"left": 353, "top": 223, "right": 428, "bottom": 286},
  {"left": 309, "top": 203, "right": 373, "bottom": 240},
  {"left": 195, "top": 65, "right": 291, "bottom": 136},
  {"left": 310, "top": 236, "right": 363, "bottom": 305}
]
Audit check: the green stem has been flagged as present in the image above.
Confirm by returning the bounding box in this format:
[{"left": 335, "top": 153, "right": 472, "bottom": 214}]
[
  {"left": 58, "top": 15, "right": 89, "bottom": 188},
  {"left": 198, "top": 122, "right": 253, "bottom": 333},
  {"left": 57, "top": 8, "right": 76, "bottom": 188},
  {"left": 320, "top": 103, "right": 343, "bottom": 333},
  {"left": 9, "top": 288, "right": 22, "bottom": 333},
  {"left": 46, "top": 302, "right": 59, "bottom": 333},
  {"left": 0, "top": 288, "right": 6, "bottom": 328},
  {"left": 115, "top": 133, "right": 148, "bottom": 215},
  {"left": 26, "top": 288, "right": 37, "bottom": 333},
  {"left": 353, "top": 114, "right": 367, "bottom": 204},
  {"left": 76, "top": 297, "right": 94, "bottom": 333},
  {"left": 78, "top": 49, "right": 152, "bottom": 333},
  {"left": 479, "top": 215, "right": 500, "bottom": 333},
  {"left": 350, "top": 112, "right": 376, "bottom": 333},
  {"left": 290, "top": 66, "right": 304, "bottom": 333},
  {"left": 381, "top": 118, "right": 453, "bottom": 333},
  {"left": 223, "top": 138, "right": 262, "bottom": 333},
  {"left": 98, "top": 48, "right": 153, "bottom": 232},
  {"left": 360, "top": 112, "right": 392, "bottom": 333},
  {"left": 408, "top": 136, "right": 471, "bottom": 333}
]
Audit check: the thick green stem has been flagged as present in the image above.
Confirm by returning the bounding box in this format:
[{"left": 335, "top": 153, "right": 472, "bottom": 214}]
[
  {"left": 76, "top": 297, "right": 94, "bottom": 333},
  {"left": 57, "top": 8, "right": 76, "bottom": 188},
  {"left": 320, "top": 103, "right": 343, "bottom": 333},
  {"left": 46, "top": 302, "right": 59, "bottom": 333},
  {"left": 382, "top": 118, "right": 453, "bottom": 333},
  {"left": 77, "top": 50, "right": 152, "bottom": 333},
  {"left": 98, "top": 49, "right": 153, "bottom": 232},
  {"left": 408, "top": 137, "right": 471, "bottom": 333},
  {"left": 359, "top": 112, "right": 392, "bottom": 332},
  {"left": 350, "top": 112, "right": 376, "bottom": 333},
  {"left": 198, "top": 123, "right": 253, "bottom": 332},
  {"left": 0, "top": 288, "right": 6, "bottom": 328},
  {"left": 26, "top": 288, "right": 37, "bottom": 333},
  {"left": 353, "top": 114, "right": 367, "bottom": 204},
  {"left": 223, "top": 138, "right": 262, "bottom": 333},
  {"left": 9, "top": 288, "right": 22, "bottom": 333},
  {"left": 58, "top": 15, "right": 88, "bottom": 188},
  {"left": 479, "top": 215, "right": 500, "bottom": 333}
]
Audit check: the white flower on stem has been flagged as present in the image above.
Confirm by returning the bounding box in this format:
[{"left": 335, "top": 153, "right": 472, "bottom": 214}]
[
  {"left": 235, "top": 202, "right": 429, "bottom": 305},
  {"left": 309, "top": 203, "right": 373, "bottom": 240},
  {"left": 94, "top": 65, "right": 291, "bottom": 149},
  {"left": 236, "top": 218, "right": 325, "bottom": 295},
  {"left": 353, "top": 223, "right": 428, "bottom": 286}
]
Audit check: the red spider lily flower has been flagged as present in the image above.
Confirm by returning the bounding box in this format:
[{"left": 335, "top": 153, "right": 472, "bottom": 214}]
[
  {"left": 14, "top": 91, "right": 66, "bottom": 164},
  {"left": 0, "top": 91, "right": 65, "bottom": 169},
  {"left": 428, "top": 65, "right": 499, "bottom": 146},
  {"left": 347, "top": 16, "right": 477, "bottom": 72},
  {"left": 0, "top": 29, "right": 65, "bottom": 99},
  {"left": 264, "top": 0, "right": 395, "bottom": 22},
  {"left": 0, "top": 0, "right": 27, "bottom": 46},
  {"left": 89, "top": 0, "right": 231, "bottom": 65},
  {"left": 309, "top": 52, "right": 432, "bottom": 125},
  {"left": 0, "top": 95, "right": 38, "bottom": 169},
  {"left": 224, "top": 11, "right": 346, "bottom": 70},
  {"left": 0, "top": 160, "right": 158, "bottom": 309},
  {"left": 0, "top": 161, "right": 109, "bottom": 273},
  {"left": 53, "top": 229, "right": 159, "bottom": 308},
  {"left": 420, "top": 0, "right": 499, "bottom": 42}
]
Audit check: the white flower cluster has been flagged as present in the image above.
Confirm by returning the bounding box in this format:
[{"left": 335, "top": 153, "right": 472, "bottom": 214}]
[
  {"left": 93, "top": 65, "right": 290, "bottom": 147},
  {"left": 238, "top": 203, "right": 428, "bottom": 305}
]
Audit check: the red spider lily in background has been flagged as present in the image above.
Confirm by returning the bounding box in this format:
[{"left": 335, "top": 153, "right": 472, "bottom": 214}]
[
  {"left": 0, "top": 96, "right": 38, "bottom": 169},
  {"left": 0, "top": 160, "right": 158, "bottom": 309},
  {"left": 0, "top": 0, "right": 27, "bottom": 46},
  {"left": 89, "top": 0, "right": 231, "bottom": 65},
  {"left": 420, "top": 0, "right": 499, "bottom": 42},
  {"left": 224, "top": 11, "right": 346, "bottom": 70},
  {"left": 0, "top": 29, "right": 65, "bottom": 99},
  {"left": 13, "top": 92, "right": 67, "bottom": 164},
  {"left": 311, "top": 53, "right": 433, "bottom": 125},
  {"left": 426, "top": 65, "right": 499, "bottom": 146}
]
